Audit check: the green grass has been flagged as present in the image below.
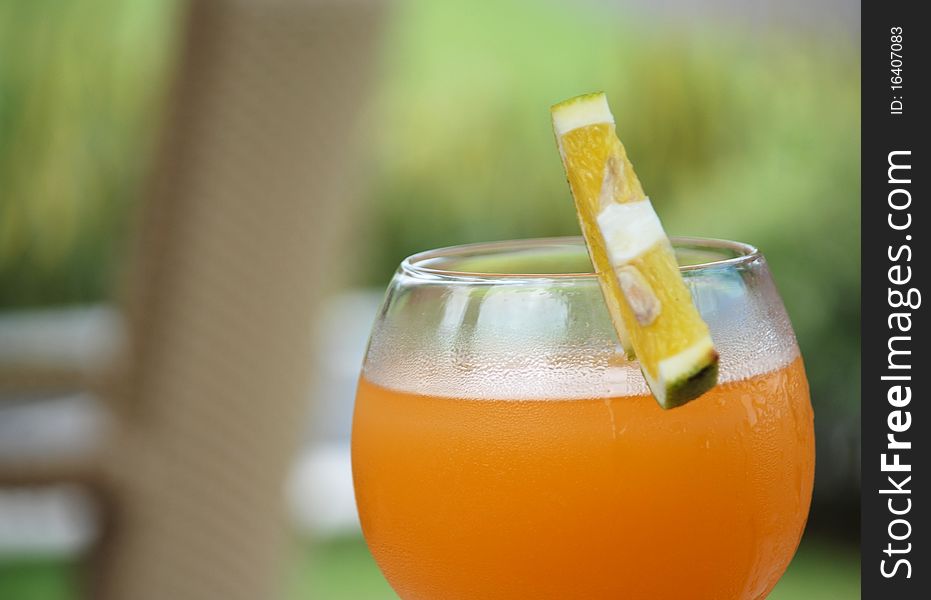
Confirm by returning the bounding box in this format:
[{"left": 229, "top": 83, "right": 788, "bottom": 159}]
[
  {"left": 0, "top": 556, "right": 80, "bottom": 600},
  {"left": 288, "top": 536, "right": 396, "bottom": 600},
  {"left": 770, "top": 539, "right": 861, "bottom": 599}
]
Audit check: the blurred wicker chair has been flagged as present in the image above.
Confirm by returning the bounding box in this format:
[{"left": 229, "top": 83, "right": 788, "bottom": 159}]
[{"left": 0, "top": 0, "right": 384, "bottom": 598}]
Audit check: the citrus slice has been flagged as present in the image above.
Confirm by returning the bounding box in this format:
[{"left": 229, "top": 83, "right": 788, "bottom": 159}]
[{"left": 551, "top": 92, "right": 718, "bottom": 408}]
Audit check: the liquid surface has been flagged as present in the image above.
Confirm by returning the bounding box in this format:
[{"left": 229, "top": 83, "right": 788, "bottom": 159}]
[{"left": 352, "top": 358, "right": 814, "bottom": 600}]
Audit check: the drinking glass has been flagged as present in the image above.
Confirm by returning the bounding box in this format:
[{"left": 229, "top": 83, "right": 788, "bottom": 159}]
[{"left": 352, "top": 237, "right": 814, "bottom": 599}]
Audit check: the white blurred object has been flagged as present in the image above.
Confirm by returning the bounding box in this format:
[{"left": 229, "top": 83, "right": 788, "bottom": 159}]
[
  {"left": 0, "top": 393, "right": 110, "bottom": 557},
  {"left": 308, "top": 290, "right": 385, "bottom": 443},
  {"left": 0, "top": 485, "right": 97, "bottom": 557},
  {"left": 288, "top": 443, "right": 359, "bottom": 536},
  {"left": 0, "top": 393, "right": 110, "bottom": 462},
  {"left": 288, "top": 289, "right": 384, "bottom": 537},
  {"left": 0, "top": 305, "right": 123, "bottom": 375}
]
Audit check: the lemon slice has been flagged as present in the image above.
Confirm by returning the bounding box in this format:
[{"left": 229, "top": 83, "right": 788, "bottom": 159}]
[{"left": 551, "top": 92, "right": 718, "bottom": 408}]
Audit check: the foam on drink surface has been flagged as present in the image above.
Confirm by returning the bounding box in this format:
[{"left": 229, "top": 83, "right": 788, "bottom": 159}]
[{"left": 363, "top": 341, "right": 798, "bottom": 401}]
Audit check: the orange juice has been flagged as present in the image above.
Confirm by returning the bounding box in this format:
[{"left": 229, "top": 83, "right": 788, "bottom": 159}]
[{"left": 352, "top": 357, "right": 814, "bottom": 600}]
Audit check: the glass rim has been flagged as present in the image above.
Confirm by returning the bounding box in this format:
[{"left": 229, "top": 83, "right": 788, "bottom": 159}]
[{"left": 400, "top": 236, "right": 761, "bottom": 282}]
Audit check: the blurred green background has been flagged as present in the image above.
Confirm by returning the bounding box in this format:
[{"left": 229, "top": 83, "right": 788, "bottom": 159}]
[{"left": 0, "top": 0, "right": 859, "bottom": 597}]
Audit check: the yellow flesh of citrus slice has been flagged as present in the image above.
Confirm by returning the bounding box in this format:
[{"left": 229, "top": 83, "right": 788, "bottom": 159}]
[{"left": 551, "top": 92, "right": 718, "bottom": 408}]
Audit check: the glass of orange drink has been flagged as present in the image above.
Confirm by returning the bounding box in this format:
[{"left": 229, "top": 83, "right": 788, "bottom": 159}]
[{"left": 351, "top": 236, "right": 814, "bottom": 600}]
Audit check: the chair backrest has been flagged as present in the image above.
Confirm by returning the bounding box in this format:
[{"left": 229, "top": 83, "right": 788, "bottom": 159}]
[{"left": 3, "top": 0, "right": 385, "bottom": 598}]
